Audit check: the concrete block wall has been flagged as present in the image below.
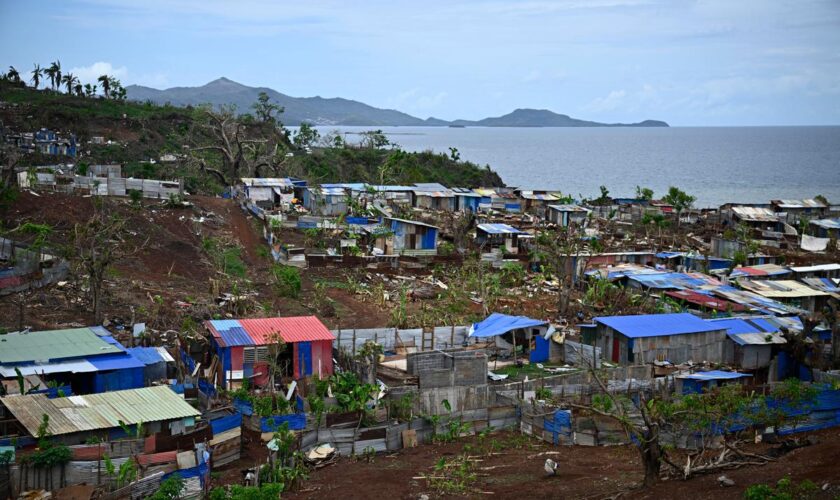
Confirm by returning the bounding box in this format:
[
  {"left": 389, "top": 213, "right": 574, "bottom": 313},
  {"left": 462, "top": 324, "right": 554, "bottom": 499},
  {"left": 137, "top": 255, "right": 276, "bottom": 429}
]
[{"left": 407, "top": 351, "right": 449, "bottom": 375}]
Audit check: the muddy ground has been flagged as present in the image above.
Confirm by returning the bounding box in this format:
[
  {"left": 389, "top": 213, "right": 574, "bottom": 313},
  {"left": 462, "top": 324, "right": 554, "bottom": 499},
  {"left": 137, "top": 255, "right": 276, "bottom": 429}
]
[{"left": 271, "top": 428, "right": 840, "bottom": 500}]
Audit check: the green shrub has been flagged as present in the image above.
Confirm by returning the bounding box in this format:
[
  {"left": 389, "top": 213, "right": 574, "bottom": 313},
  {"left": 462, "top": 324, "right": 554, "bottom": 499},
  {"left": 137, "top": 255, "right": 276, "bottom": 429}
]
[{"left": 272, "top": 264, "right": 301, "bottom": 298}]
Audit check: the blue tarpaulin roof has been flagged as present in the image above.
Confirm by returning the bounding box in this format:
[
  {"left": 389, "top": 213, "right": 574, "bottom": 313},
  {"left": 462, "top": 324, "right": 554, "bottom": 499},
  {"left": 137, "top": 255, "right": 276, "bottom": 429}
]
[
  {"left": 470, "top": 313, "right": 547, "bottom": 338},
  {"left": 126, "top": 347, "right": 166, "bottom": 365},
  {"left": 680, "top": 370, "right": 751, "bottom": 381},
  {"left": 87, "top": 353, "right": 145, "bottom": 371},
  {"left": 656, "top": 251, "right": 684, "bottom": 259},
  {"left": 594, "top": 313, "right": 722, "bottom": 339}
]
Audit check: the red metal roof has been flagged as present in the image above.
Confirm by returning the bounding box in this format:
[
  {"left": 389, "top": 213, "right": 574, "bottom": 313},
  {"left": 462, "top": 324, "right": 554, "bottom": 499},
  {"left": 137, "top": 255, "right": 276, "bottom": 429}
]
[
  {"left": 238, "top": 316, "right": 335, "bottom": 345},
  {"left": 665, "top": 290, "right": 747, "bottom": 312}
]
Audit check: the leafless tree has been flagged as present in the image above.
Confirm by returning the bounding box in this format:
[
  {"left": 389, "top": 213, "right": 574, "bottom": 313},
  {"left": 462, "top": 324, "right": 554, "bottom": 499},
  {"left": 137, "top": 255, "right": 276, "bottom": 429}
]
[
  {"left": 71, "top": 197, "right": 146, "bottom": 323},
  {"left": 190, "top": 104, "right": 290, "bottom": 185}
]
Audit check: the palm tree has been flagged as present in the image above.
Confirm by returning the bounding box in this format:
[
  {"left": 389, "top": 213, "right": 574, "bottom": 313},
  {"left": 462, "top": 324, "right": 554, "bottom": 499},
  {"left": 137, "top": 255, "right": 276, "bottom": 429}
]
[
  {"left": 7, "top": 66, "right": 20, "bottom": 83},
  {"left": 61, "top": 72, "right": 77, "bottom": 94},
  {"left": 98, "top": 74, "right": 111, "bottom": 98},
  {"left": 84, "top": 83, "right": 97, "bottom": 97},
  {"left": 30, "top": 64, "right": 43, "bottom": 89},
  {"left": 47, "top": 60, "right": 61, "bottom": 90},
  {"left": 74, "top": 83, "right": 83, "bottom": 97}
]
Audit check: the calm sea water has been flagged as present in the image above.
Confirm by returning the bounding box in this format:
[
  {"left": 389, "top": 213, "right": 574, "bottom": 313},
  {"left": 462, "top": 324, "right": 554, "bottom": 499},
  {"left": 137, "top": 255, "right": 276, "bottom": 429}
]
[{"left": 313, "top": 126, "right": 840, "bottom": 208}]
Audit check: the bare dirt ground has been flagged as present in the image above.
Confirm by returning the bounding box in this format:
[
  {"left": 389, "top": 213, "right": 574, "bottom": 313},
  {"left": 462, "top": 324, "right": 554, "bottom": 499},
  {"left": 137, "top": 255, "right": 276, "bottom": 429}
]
[
  {"left": 271, "top": 429, "right": 840, "bottom": 500},
  {"left": 0, "top": 192, "right": 421, "bottom": 332}
]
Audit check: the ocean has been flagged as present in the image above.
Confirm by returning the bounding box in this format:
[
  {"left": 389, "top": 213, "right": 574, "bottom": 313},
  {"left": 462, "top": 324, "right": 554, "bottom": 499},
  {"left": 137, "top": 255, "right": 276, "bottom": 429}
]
[{"left": 312, "top": 126, "right": 840, "bottom": 208}]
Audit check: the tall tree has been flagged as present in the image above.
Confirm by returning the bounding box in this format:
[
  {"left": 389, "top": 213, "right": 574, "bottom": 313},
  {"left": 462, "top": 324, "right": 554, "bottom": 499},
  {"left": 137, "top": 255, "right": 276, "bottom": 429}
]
[
  {"left": 74, "top": 83, "right": 83, "bottom": 97},
  {"left": 662, "top": 186, "right": 696, "bottom": 228},
  {"left": 98, "top": 74, "right": 111, "bottom": 98},
  {"left": 251, "top": 91, "right": 283, "bottom": 124},
  {"left": 30, "top": 64, "right": 43, "bottom": 89}
]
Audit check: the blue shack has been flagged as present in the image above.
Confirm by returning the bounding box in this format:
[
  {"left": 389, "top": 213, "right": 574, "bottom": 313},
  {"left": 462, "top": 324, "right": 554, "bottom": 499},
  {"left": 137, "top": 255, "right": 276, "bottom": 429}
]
[
  {"left": 0, "top": 327, "right": 145, "bottom": 394},
  {"left": 380, "top": 217, "right": 439, "bottom": 256}
]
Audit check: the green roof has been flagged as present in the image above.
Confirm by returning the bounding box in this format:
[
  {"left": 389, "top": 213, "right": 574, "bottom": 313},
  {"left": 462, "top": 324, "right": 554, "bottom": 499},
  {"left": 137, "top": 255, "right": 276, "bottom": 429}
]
[{"left": 0, "top": 328, "right": 122, "bottom": 364}]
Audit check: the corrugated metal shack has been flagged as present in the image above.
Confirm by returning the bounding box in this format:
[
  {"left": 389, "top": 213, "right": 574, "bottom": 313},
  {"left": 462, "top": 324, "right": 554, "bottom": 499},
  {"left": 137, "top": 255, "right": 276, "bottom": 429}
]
[
  {"left": 0, "top": 327, "right": 146, "bottom": 395},
  {"left": 0, "top": 386, "right": 200, "bottom": 445},
  {"left": 206, "top": 316, "right": 335, "bottom": 389},
  {"left": 590, "top": 313, "right": 728, "bottom": 365},
  {"left": 382, "top": 217, "right": 438, "bottom": 256}
]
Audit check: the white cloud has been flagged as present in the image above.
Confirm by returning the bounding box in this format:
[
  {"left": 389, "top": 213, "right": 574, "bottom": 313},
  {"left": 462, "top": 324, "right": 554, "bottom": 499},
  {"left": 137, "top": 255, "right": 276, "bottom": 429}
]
[
  {"left": 584, "top": 89, "right": 627, "bottom": 112},
  {"left": 68, "top": 61, "right": 127, "bottom": 85},
  {"left": 387, "top": 88, "right": 448, "bottom": 114}
]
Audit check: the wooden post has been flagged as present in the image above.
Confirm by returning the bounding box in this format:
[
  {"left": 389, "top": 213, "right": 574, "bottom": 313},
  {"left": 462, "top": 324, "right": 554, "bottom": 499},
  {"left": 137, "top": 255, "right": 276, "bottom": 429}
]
[
  {"left": 450, "top": 325, "right": 455, "bottom": 347},
  {"left": 337, "top": 329, "right": 342, "bottom": 351},
  {"left": 352, "top": 330, "right": 357, "bottom": 357}
]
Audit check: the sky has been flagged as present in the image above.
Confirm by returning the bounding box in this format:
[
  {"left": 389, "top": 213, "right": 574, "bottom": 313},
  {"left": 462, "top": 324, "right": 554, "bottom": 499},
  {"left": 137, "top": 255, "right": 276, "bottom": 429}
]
[{"left": 1, "top": 0, "right": 839, "bottom": 126}]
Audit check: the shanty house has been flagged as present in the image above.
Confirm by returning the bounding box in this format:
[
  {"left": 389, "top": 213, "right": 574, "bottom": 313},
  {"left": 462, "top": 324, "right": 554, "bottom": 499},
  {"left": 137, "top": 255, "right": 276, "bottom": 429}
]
[
  {"left": 0, "top": 385, "right": 200, "bottom": 445},
  {"left": 240, "top": 178, "right": 305, "bottom": 210},
  {"left": 708, "top": 317, "right": 786, "bottom": 372},
  {"left": 206, "top": 316, "right": 335, "bottom": 389},
  {"left": 721, "top": 205, "right": 780, "bottom": 231},
  {"left": 413, "top": 183, "right": 455, "bottom": 211},
  {"left": 381, "top": 217, "right": 439, "bottom": 256},
  {"left": 808, "top": 219, "right": 840, "bottom": 239},
  {"left": 591, "top": 313, "right": 728, "bottom": 365},
  {"left": 476, "top": 223, "right": 525, "bottom": 253},
  {"left": 474, "top": 188, "right": 521, "bottom": 213},
  {"left": 546, "top": 204, "right": 591, "bottom": 227},
  {"left": 452, "top": 188, "right": 482, "bottom": 212},
  {"left": 0, "top": 327, "right": 145, "bottom": 395},
  {"left": 517, "top": 191, "right": 561, "bottom": 216},
  {"left": 771, "top": 199, "right": 829, "bottom": 224},
  {"left": 303, "top": 185, "right": 350, "bottom": 216},
  {"left": 736, "top": 279, "right": 830, "bottom": 312}
]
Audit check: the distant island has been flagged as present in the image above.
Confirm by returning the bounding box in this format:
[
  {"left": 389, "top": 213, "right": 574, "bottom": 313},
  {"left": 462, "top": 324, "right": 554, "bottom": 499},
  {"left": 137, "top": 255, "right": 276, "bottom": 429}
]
[{"left": 126, "top": 77, "right": 669, "bottom": 128}]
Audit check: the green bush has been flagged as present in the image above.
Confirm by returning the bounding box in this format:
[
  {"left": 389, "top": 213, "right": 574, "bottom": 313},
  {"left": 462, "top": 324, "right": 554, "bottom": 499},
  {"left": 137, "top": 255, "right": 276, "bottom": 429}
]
[{"left": 272, "top": 264, "right": 301, "bottom": 298}]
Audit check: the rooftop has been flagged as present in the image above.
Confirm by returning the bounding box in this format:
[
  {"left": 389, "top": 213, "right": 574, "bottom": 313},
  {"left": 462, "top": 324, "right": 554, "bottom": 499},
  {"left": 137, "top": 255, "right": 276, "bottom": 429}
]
[
  {"left": 594, "top": 313, "right": 724, "bottom": 338},
  {"left": 206, "top": 316, "right": 336, "bottom": 347},
  {"left": 477, "top": 223, "right": 524, "bottom": 235},
  {"left": 0, "top": 386, "right": 200, "bottom": 437},
  {"left": 0, "top": 328, "right": 122, "bottom": 365}
]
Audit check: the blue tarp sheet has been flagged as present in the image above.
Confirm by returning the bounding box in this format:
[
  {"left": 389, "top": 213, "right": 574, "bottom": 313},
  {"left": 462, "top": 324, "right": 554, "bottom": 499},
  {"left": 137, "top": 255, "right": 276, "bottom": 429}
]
[
  {"left": 543, "top": 410, "right": 572, "bottom": 445},
  {"left": 261, "top": 413, "right": 306, "bottom": 432},
  {"left": 125, "top": 347, "right": 165, "bottom": 365},
  {"left": 470, "top": 313, "right": 547, "bottom": 338},
  {"left": 210, "top": 412, "right": 242, "bottom": 434}
]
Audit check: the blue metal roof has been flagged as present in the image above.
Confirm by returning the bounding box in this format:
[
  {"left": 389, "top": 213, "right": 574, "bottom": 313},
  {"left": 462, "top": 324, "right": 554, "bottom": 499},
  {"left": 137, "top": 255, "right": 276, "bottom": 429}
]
[
  {"left": 680, "top": 370, "right": 751, "bottom": 381},
  {"left": 207, "top": 320, "right": 255, "bottom": 347},
  {"left": 126, "top": 347, "right": 166, "bottom": 365},
  {"left": 594, "top": 313, "right": 723, "bottom": 338},
  {"left": 477, "top": 223, "right": 523, "bottom": 235},
  {"left": 470, "top": 313, "right": 548, "bottom": 338}
]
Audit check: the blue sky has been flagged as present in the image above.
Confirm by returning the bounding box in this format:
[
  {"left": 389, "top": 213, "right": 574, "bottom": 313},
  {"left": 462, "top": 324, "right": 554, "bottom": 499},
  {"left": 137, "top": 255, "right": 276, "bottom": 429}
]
[{"left": 1, "top": 0, "right": 839, "bottom": 125}]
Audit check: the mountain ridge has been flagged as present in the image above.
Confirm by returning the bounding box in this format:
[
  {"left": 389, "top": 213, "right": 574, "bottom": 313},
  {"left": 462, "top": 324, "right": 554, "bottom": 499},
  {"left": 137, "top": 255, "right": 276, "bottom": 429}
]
[{"left": 126, "top": 77, "right": 668, "bottom": 128}]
